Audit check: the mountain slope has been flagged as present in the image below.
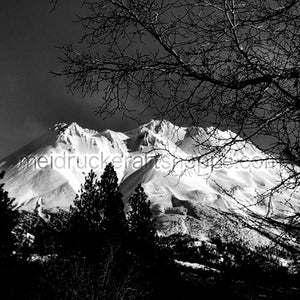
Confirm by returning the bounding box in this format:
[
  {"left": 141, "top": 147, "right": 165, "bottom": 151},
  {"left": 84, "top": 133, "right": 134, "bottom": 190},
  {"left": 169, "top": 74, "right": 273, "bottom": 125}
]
[{"left": 1, "top": 120, "right": 299, "bottom": 246}]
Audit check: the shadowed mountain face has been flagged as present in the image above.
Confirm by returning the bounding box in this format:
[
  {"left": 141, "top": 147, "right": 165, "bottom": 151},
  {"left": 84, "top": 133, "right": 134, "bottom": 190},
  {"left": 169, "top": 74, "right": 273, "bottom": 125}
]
[{"left": 1, "top": 120, "right": 300, "bottom": 246}]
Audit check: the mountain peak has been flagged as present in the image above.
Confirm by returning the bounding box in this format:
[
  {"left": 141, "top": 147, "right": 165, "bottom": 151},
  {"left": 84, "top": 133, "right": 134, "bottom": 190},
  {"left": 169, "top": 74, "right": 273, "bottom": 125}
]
[
  {"left": 50, "top": 122, "right": 69, "bottom": 133},
  {"left": 137, "top": 119, "right": 187, "bottom": 145},
  {"left": 51, "top": 122, "right": 100, "bottom": 146},
  {"left": 143, "top": 119, "right": 179, "bottom": 133}
]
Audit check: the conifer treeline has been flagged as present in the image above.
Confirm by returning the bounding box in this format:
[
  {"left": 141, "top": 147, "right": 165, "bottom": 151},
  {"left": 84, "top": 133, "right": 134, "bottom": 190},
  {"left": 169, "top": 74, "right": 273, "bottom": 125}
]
[{"left": 1, "top": 165, "right": 299, "bottom": 299}]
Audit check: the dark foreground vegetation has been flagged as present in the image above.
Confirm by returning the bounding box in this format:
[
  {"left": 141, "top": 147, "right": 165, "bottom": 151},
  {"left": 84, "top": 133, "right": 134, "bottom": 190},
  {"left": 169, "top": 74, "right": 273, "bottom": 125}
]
[{"left": 1, "top": 167, "right": 300, "bottom": 299}]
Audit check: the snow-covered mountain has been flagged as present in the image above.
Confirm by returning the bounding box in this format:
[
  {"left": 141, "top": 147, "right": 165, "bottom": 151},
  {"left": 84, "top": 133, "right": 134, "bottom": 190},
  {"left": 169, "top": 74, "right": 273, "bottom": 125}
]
[{"left": 1, "top": 120, "right": 300, "bottom": 245}]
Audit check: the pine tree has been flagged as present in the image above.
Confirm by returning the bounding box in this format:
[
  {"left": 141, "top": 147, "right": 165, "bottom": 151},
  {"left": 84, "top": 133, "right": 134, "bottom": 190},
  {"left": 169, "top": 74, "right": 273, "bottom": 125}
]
[
  {"left": 100, "top": 163, "right": 126, "bottom": 236},
  {"left": 127, "top": 184, "right": 155, "bottom": 245},
  {"left": 0, "top": 171, "right": 18, "bottom": 260},
  {"left": 70, "top": 169, "right": 103, "bottom": 232}
]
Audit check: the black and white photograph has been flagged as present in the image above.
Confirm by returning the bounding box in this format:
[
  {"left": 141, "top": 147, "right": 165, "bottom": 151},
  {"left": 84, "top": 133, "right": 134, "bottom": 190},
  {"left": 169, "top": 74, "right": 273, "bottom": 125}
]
[{"left": 1, "top": 1, "right": 300, "bottom": 299}]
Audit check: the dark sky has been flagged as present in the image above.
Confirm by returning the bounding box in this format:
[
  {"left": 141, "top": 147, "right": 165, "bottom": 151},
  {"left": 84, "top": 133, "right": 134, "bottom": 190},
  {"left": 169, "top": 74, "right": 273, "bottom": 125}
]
[
  {"left": 0, "top": 1, "right": 271, "bottom": 161},
  {"left": 0, "top": 0, "right": 139, "bottom": 159}
]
